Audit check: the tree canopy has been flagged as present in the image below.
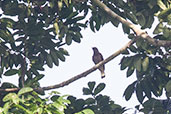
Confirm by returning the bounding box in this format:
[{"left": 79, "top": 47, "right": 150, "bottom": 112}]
[{"left": 0, "top": 0, "right": 171, "bottom": 114}]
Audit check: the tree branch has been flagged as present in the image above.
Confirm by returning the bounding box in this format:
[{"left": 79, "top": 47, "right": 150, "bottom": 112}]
[
  {"left": 0, "top": 38, "right": 136, "bottom": 92},
  {"left": 91, "top": 0, "right": 171, "bottom": 47},
  {"left": 37, "top": 38, "right": 136, "bottom": 91}
]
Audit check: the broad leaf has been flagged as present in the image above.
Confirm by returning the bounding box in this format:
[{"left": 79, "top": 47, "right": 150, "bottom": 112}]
[
  {"left": 93, "top": 83, "right": 105, "bottom": 95},
  {"left": 18, "top": 87, "right": 33, "bottom": 96},
  {"left": 123, "top": 81, "right": 136, "bottom": 101},
  {"left": 136, "top": 82, "right": 144, "bottom": 103},
  {"left": 83, "top": 87, "right": 92, "bottom": 95},
  {"left": 4, "top": 69, "right": 18, "bottom": 76},
  {"left": 142, "top": 57, "right": 149, "bottom": 72},
  {"left": 88, "top": 81, "right": 96, "bottom": 91},
  {"left": 3, "top": 93, "right": 18, "bottom": 102}
]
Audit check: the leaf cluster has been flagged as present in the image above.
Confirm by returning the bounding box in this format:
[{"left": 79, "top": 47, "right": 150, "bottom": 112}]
[
  {"left": 0, "top": 87, "right": 70, "bottom": 114},
  {"left": 65, "top": 81, "right": 127, "bottom": 114}
]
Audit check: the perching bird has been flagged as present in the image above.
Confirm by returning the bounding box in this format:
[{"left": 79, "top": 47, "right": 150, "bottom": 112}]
[{"left": 92, "top": 47, "right": 105, "bottom": 78}]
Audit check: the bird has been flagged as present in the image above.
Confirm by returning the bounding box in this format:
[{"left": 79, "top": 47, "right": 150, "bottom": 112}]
[{"left": 92, "top": 47, "right": 105, "bottom": 78}]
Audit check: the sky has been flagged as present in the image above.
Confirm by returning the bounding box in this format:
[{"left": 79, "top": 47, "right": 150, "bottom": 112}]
[{"left": 40, "top": 23, "right": 142, "bottom": 113}]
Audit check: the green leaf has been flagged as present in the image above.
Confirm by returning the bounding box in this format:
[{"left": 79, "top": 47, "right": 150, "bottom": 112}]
[
  {"left": 120, "top": 57, "right": 130, "bottom": 70},
  {"left": 126, "top": 66, "right": 135, "bottom": 77},
  {"left": 18, "top": 87, "right": 33, "bottom": 96},
  {"left": 83, "top": 87, "right": 92, "bottom": 95},
  {"left": 136, "top": 13, "right": 146, "bottom": 27},
  {"left": 123, "top": 81, "right": 136, "bottom": 101},
  {"left": 136, "top": 82, "right": 144, "bottom": 103},
  {"left": 75, "top": 109, "right": 94, "bottom": 114},
  {"left": 95, "top": 16, "right": 101, "bottom": 31},
  {"left": 90, "top": 19, "right": 95, "bottom": 32},
  {"left": 157, "top": 0, "right": 167, "bottom": 10},
  {"left": 4, "top": 69, "right": 18, "bottom": 76},
  {"left": 158, "top": 8, "right": 171, "bottom": 20},
  {"left": 50, "top": 50, "right": 59, "bottom": 66},
  {"left": 93, "top": 83, "right": 105, "bottom": 95},
  {"left": 59, "top": 48, "right": 69, "bottom": 56},
  {"left": 110, "top": 18, "right": 120, "bottom": 27},
  {"left": 3, "top": 93, "right": 18, "bottom": 102},
  {"left": 143, "top": 16, "right": 154, "bottom": 29},
  {"left": 126, "top": 12, "right": 137, "bottom": 24},
  {"left": 149, "top": 80, "right": 160, "bottom": 97},
  {"left": 122, "top": 49, "right": 129, "bottom": 55},
  {"left": 163, "top": 26, "right": 170, "bottom": 38},
  {"left": 63, "top": 0, "right": 69, "bottom": 7},
  {"left": 166, "top": 80, "right": 171, "bottom": 93},
  {"left": 1, "top": 82, "right": 17, "bottom": 88},
  {"left": 58, "top": 1, "right": 63, "bottom": 10},
  {"left": 0, "top": 18, "right": 15, "bottom": 28},
  {"left": 122, "top": 24, "right": 130, "bottom": 34},
  {"left": 141, "top": 79, "right": 151, "bottom": 99},
  {"left": 54, "top": 21, "right": 59, "bottom": 35},
  {"left": 56, "top": 50, "right": 65, "bottom": 62},
  {"left": 66, "top": 34, "right": 72, "bottom": 45},
  {"left": 129, "top": 45, "right": 137, "bottom": 53},
  {"left": 0, "top": 29, "right": 14, "bottom": 42},
  {"left": 72, "top": 33, "right": 81, "bottom": 43},
  {"left": 88, "top": 81, "right": 96, "bottom": 91},
  {"left": 46, "top": 54, "right": 53, "bottom": 68},
  {"left": 33, "top": 74, "right": 44, "bottom": 82},
  {"left": 153, "top": 23, "right": 163, "bottom": 34},
  {"left": 142, "top": 57, "right": 149, "bottom": 72},
  {"left": 85, "top": 98, "right": 95, "bottom": 104},
  {"left": 134, "top": 56, "right": 142, "bottom": 72}
]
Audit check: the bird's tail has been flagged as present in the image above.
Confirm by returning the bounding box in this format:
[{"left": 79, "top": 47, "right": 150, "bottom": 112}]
[{"left": 101, "top": 71, "right": 105, "bottom": 79}]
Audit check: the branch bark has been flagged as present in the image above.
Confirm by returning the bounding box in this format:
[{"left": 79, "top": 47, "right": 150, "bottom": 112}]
[
  {"left": 0, "top": 38, "right": 136, "bottom": 92},
  {"left": 91, "top": 0, "right": 171, "bottom": 47}
]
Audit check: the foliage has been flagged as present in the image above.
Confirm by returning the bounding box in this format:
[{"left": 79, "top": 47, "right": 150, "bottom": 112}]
[
  {"left": 0, "top": 0, "right": 171, "bottom": 114},
  {"left": 65, "top": 81, "right": 126, "bottom": 114},
  {"left": 0, "top": 87, "right": 70, "bottom": 114},
  {"left": 0, "top": 82, "right": 126, "bottom": 114}
]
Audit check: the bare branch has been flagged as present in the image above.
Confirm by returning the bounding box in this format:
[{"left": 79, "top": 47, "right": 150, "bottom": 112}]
[
  {"left": 0, "top": 38, "right": 136, "bottom": 92},
  {"left": 91, "top": 0, "right": 171, "bottom": 47},
  {"left": 35, "top": 38, "right": 136, "bottom": 91}
]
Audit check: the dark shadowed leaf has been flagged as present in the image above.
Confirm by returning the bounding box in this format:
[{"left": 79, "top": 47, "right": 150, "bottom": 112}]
[
  {"left": 46, "top": 54, "right": 53, "bottom": 68},
  {"left": 136, "top": 82, "right": 144, "bottom": 103},
  {"left": 94, "top": 83, "right": 105, "bottom": 95},
  {"left": 141, "top": 79, "right": 151, "bottom": 99},
  {"left": 59, "top": 48, "right": 69, "bottom": 56},
  {"left": 4, "top": 69, "right": 18, "bottom": 76},
  {"left": 127, "top": 66, "right": 135, "bottom": 77},
  {"left": 136, "top": 13, "right": 146, "bottom": 27},
  {"left": 56, "top": 50, "right": 65, "bottom": 62},
  {"left": 90, "top": 19, "right": 95, "bottom": 32},
  {"left": 83, "top": 87, "right": 92, "bottom": 95},
  {"left": 66, "top": 34, "right": 72, "bottom": 45},
  {"left": 122, "top": 24, "right": 130, "bottom": 34},
  {"left": 153, "top": 22, "right": 163, "bottom": 34},
  {"left": 129, "top": 45, "right": 137, "bottom": 53},
  {"left": 50, "top": 50, "right": 59, "bottom": 66},
  {"left": 88, "top": 81, "right": 96, "bottom": 91},
  {"left": 134, "top": 56, "right": 142, "bottom": 72},
  {"left": 123, "top": 81, "right": 136, "bottom": 101}
]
